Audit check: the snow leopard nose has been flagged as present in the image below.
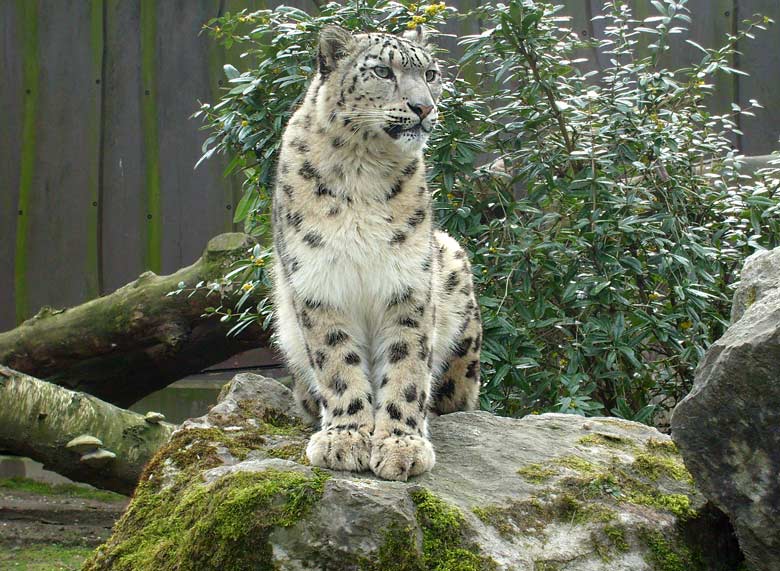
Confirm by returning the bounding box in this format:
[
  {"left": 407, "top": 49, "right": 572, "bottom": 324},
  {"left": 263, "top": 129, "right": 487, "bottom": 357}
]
[{"left": 407, "top": 102, "right": 434, "bottom": 120}]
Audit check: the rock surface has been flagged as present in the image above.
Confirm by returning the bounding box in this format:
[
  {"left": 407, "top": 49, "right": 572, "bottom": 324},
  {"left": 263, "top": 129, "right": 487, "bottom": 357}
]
[
  {"left": 673, "top": 249, "right": 780, "bottom": 571},
  {"left": 86, "top": 373, "right": 740, "bottom": 571},
  {"left": 731, "top": 246, "right": 780, "bottom": 323}
]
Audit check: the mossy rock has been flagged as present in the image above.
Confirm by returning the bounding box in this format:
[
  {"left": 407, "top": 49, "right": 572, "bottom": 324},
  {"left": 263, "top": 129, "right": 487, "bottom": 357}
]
[{"left": 86, "top": 376, "right": 742, "bottom": 570}]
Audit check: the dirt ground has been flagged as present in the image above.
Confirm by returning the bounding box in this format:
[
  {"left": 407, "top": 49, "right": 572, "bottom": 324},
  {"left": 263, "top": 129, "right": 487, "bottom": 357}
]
[{"left": 0, "top": 483, "right": 128, "bottom": 570}]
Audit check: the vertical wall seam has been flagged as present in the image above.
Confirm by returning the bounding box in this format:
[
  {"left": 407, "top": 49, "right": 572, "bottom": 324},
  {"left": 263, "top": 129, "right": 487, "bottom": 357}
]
[
  {"left": 88, "top": 0, "right": 105, "bottom": 298},
  {"left": 207, "top": 0, "right": 237, "bottom": 232},
  {"left": 140, "top": 0, "right": 162, "bottom": 272},
  {"left": 97, "top": 0, "right": 108, "bottom": 294},
  {"left": 14, "top": 0, "right": 38, "bottom": 323},
  {"left": 732, "top": 0, "right": 743, "bottom": 151}
]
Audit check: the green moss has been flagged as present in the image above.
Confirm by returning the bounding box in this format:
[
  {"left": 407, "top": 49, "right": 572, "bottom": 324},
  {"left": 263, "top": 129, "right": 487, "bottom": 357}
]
[
  {"left": 368, "top": 490, "right": 498, "bottom": 571},
  {"left": 83, "top": 468, "right": 329, "bottom": 571},
  {"left": 604, "top": 524, "right": 629, "bottom": 552},
  {"left": 566, "top": 467, "right": 695, "bottom": 520},
  {"left": 365, "top": 523, "right": 422, "bottom": 571},
  {"left": 578, "top": 432, "right": 635, "bottom": 450},
  {"left": 629, "top": 492, "right": 696, "bottom": 520},
  {"left": 517, "top": 463, "right": 558, "bottom": 483},
  {"left": 554, "top": 455, "right": 600, "bottom": 474},
  {"left": 265, "top": 442, "right": 308, "bottom": 463},
  {"left": 533, "top": 562, "right": 564, "bottom": 571},
  {"left": 236, "top": 400, "right": 308, "bottom": 436},
  {"left": 0, "top": 477, "right": 127, "bottom": 502},
  {"left": 745, "top": 286, "right": 757, "bottom": 308},
  {"left": 139, "top": 413, "right": 310, "bottom": 493},
  {"left": 472, "top": 505, "right": 517, "bottom": 538},
  {"left": 591, "top": 523, "right": 631, "bottom": 562},
  {"left": 472, "top": 490, "right": 615, "bottom": 540},
  {"left": 410, "top": 489, "right": 496, "bottom": 571},
  {"left": 640, "top": 529, "right": 704, "bottom": 571},
  {"left": 646, "top": 439, "right": 678, "bottom": 455},
  {"left": 633, "top": 453, "right": 694, "bottom": 485}
]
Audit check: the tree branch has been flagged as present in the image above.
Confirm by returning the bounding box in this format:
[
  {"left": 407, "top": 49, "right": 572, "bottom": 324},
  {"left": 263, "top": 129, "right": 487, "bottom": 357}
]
[{"left": 0, "top": 233, "right": 271, "bottom": 407}]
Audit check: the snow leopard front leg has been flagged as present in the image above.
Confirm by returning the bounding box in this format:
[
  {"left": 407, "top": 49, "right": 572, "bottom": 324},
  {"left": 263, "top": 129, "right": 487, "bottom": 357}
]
[
  {"left": 293, "top": 297, "right": 376, "bottom": 472},
  {"left": 370, "top": 286, "right": 436, "bottom": 481}
]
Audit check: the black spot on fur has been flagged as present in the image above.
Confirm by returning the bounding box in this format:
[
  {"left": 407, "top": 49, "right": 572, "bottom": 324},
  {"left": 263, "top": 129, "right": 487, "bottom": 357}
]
[
  {"left": 390, "top": 231, "right": 407, "bottom": 245},
  {"left": 281, "top": 184, "right": 294, "bottom": 198},
  {"left": 421, "top": 256, "right": 431, "bottom": 271},
  {"left": 381, "top": 375, "right": 390, "bottom": 388},
  {"left": 347, "top": 398, "right": 364, "bottom": 415},
  {"left": 300, "top": 310, "right": 313, "bottom": 329},
  {"left": 326, "top": 330, "right": 348, "bottom": 346},
  {"left": 389, "top": 342, "right": 409, "bottom": 363},
  {"left": 446, "top": 271, "right": 460, "bottom": 292},
  {"left": 466, "top": 360, "right": 479, "bottom": 380},
  {"left": 418, "top": 390, "right": 427, "bottom": 412},
  {"left": 386, "top": 403, "right": 402, "bottom": 420},
  {"left": 454, "top": 337, "right": 472, "bottom": 357},
  {"left": 344, "top": 352, "right": 361, "bottom": 365},
  {"left": 332, "top": 137, "right": 344, "bottom": 148},
  {"left": 418, "top": 334, "right": 430, "bottom": 361},
  {"left": 304, "top": 298, "right": 321, "bottom": 310},
  {"left": 292, "top": 138, "right": 309, "bottom": 153},
  {"left": 386, "top": 181, "right": 403, "bottom": 200},
  {"left": 303, "top": 231, "right": 324, "bottom": 248},
  {"left": 403, "top": 385, "right": 418, "bottom": 403},
  {"left": 332, "top": 406, "right": 344, "bottom": 417},
  {"left": 405, "top": 417, "right": 418, "bottom": 429},
  {"left": 407, "top": 209, "right": 426, "bottom": 228},
  {"left": 314, "top": 350, "right": 327, "bottom": 370},
  {"left": 438, "top": 378, "right": 456, "bottom": 399},
  {"left": 286, "top": 210, "right": 303, "bottom": 231},
  {"left": 388, "top": 287, "right": 414, "bottom": 307},
  {"left": 331, "top": 375, "right": 347, "bottom": 395},
  {"left": 299, "top": 161, "right": 318, "bottom": 180},
  {"left": 402, "top": 159, "right": 419, "bottom": 177},
  {"left": 399, "top": 316, "right": 419, "bottom": 328},
  {"left": 392, "top": 428, "right": 406, "bottom": 437},
  {"left": 316, "top": 183, "right": 335, "bottom": 197}
]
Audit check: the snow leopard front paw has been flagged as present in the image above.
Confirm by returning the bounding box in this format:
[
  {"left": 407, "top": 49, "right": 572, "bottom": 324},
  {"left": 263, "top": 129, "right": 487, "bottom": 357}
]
[
  {"left": 306, "top": 426, "right": 372, "bottom": 472},
  {"left": 369, "top": 433, "right": 436, "bottom": 481}
]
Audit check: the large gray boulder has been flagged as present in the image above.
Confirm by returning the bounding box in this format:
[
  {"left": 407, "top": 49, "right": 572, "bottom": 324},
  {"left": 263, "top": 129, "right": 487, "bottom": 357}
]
[
  {"left": 673, "top": 246, "right": 780, "bottom": 571},
  {"left": 86, "top": 374, "right": 739, "bottom": 571}
]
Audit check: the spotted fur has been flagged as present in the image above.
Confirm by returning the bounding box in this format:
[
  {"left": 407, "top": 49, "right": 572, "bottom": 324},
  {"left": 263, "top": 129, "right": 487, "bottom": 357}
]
[{"left": 271, "top": 26, "right": 481, "bottom": 481}]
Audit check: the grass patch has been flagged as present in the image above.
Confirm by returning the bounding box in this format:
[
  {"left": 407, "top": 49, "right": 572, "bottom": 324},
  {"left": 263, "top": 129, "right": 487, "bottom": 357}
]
[
  {"left": 0, "top": 477, "right": 127, "bottom": 502},
  {"left": 0, "top": 544, "right": 94, "bottom": 570}
]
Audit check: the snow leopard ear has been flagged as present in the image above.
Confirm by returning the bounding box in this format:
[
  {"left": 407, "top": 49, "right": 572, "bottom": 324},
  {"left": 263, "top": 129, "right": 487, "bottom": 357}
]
[
  {"left": 318, "top": 25, "right": 354, "bottom": 78},
  {"left": 402, "top": 25, "right": 427, "bottom": 46}
]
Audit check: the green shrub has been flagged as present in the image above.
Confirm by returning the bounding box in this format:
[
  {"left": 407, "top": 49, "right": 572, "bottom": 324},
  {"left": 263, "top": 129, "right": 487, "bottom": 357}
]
[{"left": 195, "top": 0, "right": 780, "bottom": 423}]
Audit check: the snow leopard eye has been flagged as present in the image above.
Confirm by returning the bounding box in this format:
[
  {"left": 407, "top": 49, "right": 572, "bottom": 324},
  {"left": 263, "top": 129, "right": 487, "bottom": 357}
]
[
  {"left": 425, "top": 69, "right": 438, "bottom": 82},
  {"left": 373, "top": 65, "right": 392, "bottom": 79}
]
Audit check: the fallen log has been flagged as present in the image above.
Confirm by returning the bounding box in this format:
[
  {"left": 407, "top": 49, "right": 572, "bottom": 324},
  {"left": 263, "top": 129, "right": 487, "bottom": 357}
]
[
  {"left": 0, "top": 366, "right": 175, "bottom": 495},
  {"left": 0, "top": 233, "right": 270, "bottom": 407}
]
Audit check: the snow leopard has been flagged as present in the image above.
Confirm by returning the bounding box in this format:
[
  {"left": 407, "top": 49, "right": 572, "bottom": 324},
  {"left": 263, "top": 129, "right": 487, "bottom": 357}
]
[{"left": 271, "top": 25, "right": 481, "bottom": 481}]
